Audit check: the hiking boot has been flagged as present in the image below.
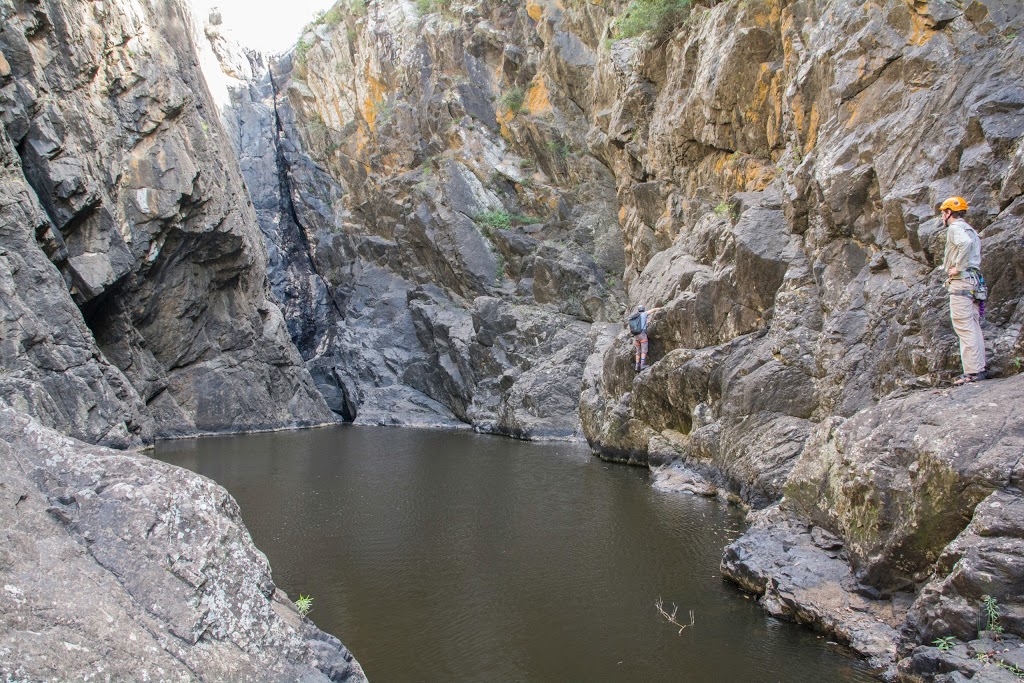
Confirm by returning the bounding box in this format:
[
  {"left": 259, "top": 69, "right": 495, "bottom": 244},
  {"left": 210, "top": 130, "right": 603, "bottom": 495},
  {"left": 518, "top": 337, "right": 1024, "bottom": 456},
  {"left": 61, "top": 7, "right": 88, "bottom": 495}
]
[{"left": 635, "top": 363, "right": 642, "bottom": 372}]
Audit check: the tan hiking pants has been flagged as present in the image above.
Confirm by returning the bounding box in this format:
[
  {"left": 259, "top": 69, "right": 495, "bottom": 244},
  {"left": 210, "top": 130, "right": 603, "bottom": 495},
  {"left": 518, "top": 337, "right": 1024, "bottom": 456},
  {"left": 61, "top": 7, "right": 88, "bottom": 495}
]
[
  {"left": 634, "top": 332, "right": 649, "bottom": 360},
  {"left": 949, "top": 281, "right": 985, "bottom": 374}
]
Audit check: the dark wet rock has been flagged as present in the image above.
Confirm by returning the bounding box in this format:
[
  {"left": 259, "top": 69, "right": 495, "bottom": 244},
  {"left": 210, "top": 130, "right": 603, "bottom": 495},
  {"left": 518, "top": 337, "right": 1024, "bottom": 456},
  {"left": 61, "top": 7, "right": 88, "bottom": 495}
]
[
  {"left": 205, "top": 0, "right": 625, "bottom": 436},
  {"left": 0, "top": 403, "right": 366, "bottom": 682},
  {"left": 0, "top": 127, "right": 151, "bottom": 448},
  {"left": 896, "top": 636, "right": 1024, "bottom": 683},
  {"left": 722, "top": 505, "right": 906, "bottom": 669},
  {"left": 0, "top": 0, "right": 335, "bottom": 443}
]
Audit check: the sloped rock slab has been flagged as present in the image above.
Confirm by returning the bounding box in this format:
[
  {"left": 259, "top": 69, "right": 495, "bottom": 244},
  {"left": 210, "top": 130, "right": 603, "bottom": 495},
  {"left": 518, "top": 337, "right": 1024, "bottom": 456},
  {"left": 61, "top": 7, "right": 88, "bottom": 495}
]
[
  {"left": 722, "top": 505, "right": 905, "bottom": 670},
  {"left": 0, "top": 405, "right": 366, "bottom": 682}
]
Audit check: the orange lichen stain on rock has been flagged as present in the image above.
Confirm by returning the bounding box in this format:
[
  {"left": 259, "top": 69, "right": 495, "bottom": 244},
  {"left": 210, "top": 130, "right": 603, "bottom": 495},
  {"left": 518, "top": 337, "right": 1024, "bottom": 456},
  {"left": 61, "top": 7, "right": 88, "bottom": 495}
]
[
  {"left": 353, "top": 122, "right": 371, "bottom": 157},
  {"left": 709, "top": 152, "right": 776, "bottom": 194},
  {"left": 618, "top": 205, "right": 628, "bottom": 223},
  {"left": 745, "top": 161, "right": 777, "bottom": 191},
  {"left": 525, "top": 77, "right": 553, "bottom": 115},
  {"left": 361, "top": 68, "right": 389, "bottom": 133},
  {"left": 750, "top": 0, "right": 783, "bottom": 28},
  {"left": 497, "top": 107, "right": 516, "bottom": 140},
  {"left": 791, "top": 98, "right": 821, "bottom": 154},
  {"left": 744, "top": 64, "right": 777, "bottom": 127},
  {"left": 907, "top": 6, "right": 937, "bottom": 46},
  {"left": 526, "top": 0, "right": 544, "bottom": 22},
  {"left": 804, "top": 104, "right": 820, "bottom": 153},
  {"left": 903, "top": 0, "right": 938, "bottom": 44}
]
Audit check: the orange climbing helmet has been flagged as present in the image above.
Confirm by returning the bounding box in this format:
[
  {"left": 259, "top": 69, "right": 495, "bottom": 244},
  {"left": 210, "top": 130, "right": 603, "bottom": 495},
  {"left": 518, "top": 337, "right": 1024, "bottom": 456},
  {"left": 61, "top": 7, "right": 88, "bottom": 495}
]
[{"left": 940, "top": 196, "right": 969, "bottom": 212}]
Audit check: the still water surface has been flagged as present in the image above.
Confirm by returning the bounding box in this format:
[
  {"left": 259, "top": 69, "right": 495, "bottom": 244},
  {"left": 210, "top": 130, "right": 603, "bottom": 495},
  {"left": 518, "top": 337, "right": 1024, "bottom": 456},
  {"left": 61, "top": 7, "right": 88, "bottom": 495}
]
[{"left": 155, "top": 426, "right": 876, "bottom": 682}]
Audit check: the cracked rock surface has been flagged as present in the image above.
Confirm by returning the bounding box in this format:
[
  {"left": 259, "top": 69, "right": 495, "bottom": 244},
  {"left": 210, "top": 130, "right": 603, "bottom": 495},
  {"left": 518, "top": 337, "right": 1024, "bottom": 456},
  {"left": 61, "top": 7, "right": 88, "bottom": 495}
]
[{"left": 0, "top": 403, "right": 366, "bottom": 682}]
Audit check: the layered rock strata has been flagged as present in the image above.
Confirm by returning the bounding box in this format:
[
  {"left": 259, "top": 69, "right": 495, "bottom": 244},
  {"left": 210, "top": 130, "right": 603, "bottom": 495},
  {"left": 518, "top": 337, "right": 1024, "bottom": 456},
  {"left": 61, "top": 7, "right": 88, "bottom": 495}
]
[{"left": 0, "top": 0, "right": 334, "bottom": 443}]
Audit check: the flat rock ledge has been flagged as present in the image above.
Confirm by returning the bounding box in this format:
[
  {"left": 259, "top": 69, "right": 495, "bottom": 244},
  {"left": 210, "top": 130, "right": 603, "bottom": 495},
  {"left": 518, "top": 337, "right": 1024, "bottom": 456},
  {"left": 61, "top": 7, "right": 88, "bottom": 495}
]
[
  {"left": 721, "top": 505, "right": 907, "bottom": 673},
  {"left": 0, "top": 404, "right": 366, "bottom": 682},
  {"left": 651, "top": 461, "right": 722, "bottom": 497}
]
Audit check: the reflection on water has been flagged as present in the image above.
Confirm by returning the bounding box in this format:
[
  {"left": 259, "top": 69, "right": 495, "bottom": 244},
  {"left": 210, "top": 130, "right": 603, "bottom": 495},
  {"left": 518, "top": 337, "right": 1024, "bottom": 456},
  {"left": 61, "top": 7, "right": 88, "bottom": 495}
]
[{"left": 155, "top": 426, "right": 876, "bottom": 682}]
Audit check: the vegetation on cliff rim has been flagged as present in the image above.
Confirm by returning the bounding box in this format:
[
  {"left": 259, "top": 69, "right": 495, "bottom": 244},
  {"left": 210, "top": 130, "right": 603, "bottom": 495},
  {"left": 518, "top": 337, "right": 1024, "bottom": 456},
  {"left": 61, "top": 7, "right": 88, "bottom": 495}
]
[
  {"left": 295, "top": 38, "right": 312, "bottom": 70},
  {"left": 615, "top": 0, "right": 692, "bottom": 39},
  {"left": 311, "top": 0, "right": 365, "bottom": 27},
  {"left": 416, "top": 0, "right": 452, "bottom": 16}
]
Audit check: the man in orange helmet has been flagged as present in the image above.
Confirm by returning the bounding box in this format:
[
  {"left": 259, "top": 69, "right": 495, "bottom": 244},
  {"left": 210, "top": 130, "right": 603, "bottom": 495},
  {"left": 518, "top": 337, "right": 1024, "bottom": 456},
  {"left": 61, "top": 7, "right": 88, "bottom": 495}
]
[{"left": 940, "top": 196, "right": 986, "bottom": 385}]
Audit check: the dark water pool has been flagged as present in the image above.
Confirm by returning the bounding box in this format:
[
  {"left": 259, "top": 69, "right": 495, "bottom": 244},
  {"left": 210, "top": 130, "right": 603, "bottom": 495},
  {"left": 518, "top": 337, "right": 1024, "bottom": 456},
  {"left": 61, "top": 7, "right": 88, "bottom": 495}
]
[{"left": 154, "top": 426, "right": 876, "bottom": 682}]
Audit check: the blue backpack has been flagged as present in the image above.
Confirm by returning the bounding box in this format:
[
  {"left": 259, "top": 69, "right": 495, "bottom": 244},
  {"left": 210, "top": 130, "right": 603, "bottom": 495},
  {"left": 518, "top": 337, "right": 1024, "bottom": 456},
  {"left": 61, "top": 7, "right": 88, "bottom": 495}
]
[{"left": 627, "top": 312, "right": 644, "bottom": 336}]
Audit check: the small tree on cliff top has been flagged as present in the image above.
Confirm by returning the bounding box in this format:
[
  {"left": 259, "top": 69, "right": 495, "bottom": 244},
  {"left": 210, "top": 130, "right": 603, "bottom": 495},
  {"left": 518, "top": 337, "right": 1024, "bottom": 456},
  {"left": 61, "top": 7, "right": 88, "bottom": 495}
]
[{"left": 615, "top": 0, "right": 692, "bottom": 39}]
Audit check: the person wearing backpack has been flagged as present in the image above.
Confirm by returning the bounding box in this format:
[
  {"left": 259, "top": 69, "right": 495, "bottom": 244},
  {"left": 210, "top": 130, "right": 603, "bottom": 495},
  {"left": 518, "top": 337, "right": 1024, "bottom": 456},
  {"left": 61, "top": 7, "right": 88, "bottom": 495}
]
[
  {"left": 940, "top": 196, "right": 987, "bottom": 385},
  {"left": 627, "top": 304, "right": 663, "bottom": 372}
]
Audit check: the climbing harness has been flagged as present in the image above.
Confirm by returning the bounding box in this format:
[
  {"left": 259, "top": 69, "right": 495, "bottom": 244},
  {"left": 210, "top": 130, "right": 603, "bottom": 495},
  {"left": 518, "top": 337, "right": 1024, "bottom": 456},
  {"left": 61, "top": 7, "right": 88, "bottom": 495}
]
[{"left": 950, "top": 267, "right": 988, "bottom": 317}]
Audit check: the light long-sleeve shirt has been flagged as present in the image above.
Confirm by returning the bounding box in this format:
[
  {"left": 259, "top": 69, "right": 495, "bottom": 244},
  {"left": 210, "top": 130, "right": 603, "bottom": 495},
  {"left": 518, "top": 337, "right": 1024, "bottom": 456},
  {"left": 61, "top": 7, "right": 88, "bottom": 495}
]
[{"left": 942, "top": 218, "right": 981, "bottom": 280}]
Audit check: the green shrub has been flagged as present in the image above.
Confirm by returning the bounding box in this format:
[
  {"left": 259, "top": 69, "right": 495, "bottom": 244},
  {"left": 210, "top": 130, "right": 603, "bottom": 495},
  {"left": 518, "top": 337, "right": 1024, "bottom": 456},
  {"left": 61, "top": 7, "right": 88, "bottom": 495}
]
[
  {"left": 615, "top": 0, "right": 692, "bottom": 39},
  {"left": 546, "top": 139, "right": 571, "bottom": 159},
  {"left": 983, "top": 595, "right": 1005, "bottom": 635},
  {"left": 476, "top": 210, "right": 512, "bottom": 231},
  {"left": 495, "top": 253, "right": 507, "bottom": 283},
  {"left": 349, "top": 0, "right": 367, "bottom": 18},
  {"left": 476, "top": 210, "right": 544, "bottom": 234},
  {"left": 323, "top": 5, "right": 345, "bottom": 25},
  {"left": 511, "top": 213, "right": 543, "bottom": 225},
  {"left": 416, "top": 0, "right": 450, "bottom": 15},
  {"left": 295, "top": 594, "right": 314, "bottom": 616},
  {"left": 499, "top": 87, "right": 526, "bottom": 114},
  {"left": 294, "top": 38, "right": 313, "bottom": 68}
]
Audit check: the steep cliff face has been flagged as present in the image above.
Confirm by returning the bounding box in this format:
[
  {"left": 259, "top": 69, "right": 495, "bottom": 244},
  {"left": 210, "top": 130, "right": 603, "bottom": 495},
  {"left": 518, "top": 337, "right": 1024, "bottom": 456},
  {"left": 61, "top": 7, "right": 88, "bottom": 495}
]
[
  {"left": 0, "top": 0, "right": 335, "bottom": 442},
  {"left": 218, "top": 0, "right": 1024, "bottom": 675},
  {"left": 0, "top": 0, "right": 364, "bottom": 677},
  {"left": 208, "top": 0, "right": 624, "bottom": 437}
]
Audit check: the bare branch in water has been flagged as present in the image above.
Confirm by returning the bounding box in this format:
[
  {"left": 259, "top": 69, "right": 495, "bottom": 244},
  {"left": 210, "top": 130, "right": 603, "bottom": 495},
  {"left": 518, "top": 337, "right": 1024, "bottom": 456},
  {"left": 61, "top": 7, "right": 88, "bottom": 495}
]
[{"left": 655, "top": 597, "right": 695, "bottom": 636}]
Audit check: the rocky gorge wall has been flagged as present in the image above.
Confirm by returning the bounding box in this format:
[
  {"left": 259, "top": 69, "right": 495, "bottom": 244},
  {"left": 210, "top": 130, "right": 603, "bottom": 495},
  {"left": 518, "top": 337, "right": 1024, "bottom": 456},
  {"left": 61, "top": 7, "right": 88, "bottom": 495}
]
[
  {"left": 0, "top": 0, "right": 364, "bottom": 678},
  {"left": 0, "top": 0, "right": 335, "bottom": 445},
  {"left": 2, "top": 0, "right": 1019, "bottom": 677},
  {"left": 210, "top": 0, "right": 1024, "bottom": 677}
]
